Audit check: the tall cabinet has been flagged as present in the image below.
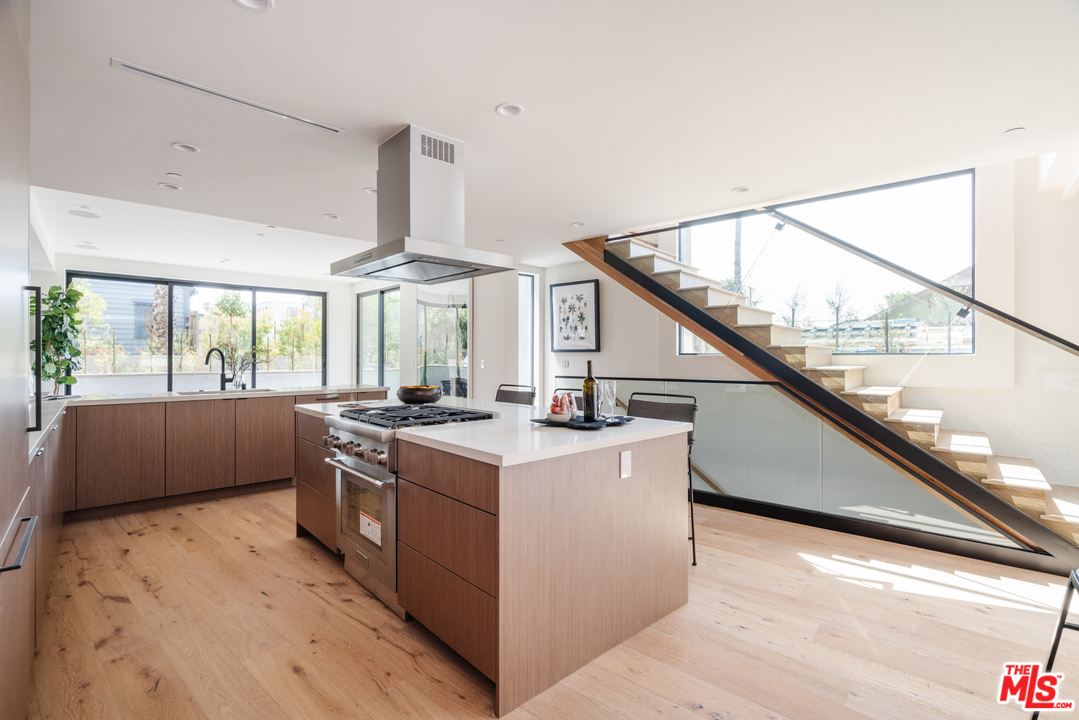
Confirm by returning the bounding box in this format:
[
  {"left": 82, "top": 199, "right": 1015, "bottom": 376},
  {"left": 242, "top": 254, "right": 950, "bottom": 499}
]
[{"left": 0, "top": 1, "right": 35, "bottom": 718}]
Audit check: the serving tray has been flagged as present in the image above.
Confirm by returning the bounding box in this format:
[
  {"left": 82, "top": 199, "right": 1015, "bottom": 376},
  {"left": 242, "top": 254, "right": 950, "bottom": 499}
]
[{"left": 530, "top": 415, "right": 635, "bottom": 430}]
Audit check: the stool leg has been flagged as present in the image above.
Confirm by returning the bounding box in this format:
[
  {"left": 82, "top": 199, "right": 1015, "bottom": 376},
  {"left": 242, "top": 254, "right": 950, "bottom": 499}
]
[
  {"left": 688, "top": 452, "right": 696, "bottom": 566},
  {"left": 1032, "top": 570, "right": 1079, "bottom": 720}
]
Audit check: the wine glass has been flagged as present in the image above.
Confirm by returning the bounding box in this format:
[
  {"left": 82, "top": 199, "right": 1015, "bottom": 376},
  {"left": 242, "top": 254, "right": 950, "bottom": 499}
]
[{"left": 603, "top": 379, "right": 617, "bottom": 419}]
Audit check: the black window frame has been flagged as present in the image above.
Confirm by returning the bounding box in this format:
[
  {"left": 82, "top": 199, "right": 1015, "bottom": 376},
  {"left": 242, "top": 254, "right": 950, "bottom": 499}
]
[
  {"left": 65, "top": 270, "right": 328, "bottom": 393},
  {"left": 675, "top": 168, "right": 976, "bottom": 356}
]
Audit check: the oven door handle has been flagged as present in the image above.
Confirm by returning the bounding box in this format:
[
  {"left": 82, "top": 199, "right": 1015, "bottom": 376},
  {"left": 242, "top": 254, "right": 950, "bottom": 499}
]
[{"left": 324, "top": 457, "right": 391, "bottom": 489}]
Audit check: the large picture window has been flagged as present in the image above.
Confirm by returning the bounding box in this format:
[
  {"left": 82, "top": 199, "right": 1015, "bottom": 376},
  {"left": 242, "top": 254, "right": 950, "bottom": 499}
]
[
  {"left": 677, "top": 170, "right": 975, "bottom": 356},
  {"left": 68, "top": 272, "right": 327, "bottom": 394}
]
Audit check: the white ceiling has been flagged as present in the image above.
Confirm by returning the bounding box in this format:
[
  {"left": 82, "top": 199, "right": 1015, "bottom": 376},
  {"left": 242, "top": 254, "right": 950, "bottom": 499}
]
[{"left": 30, "top": 0, "right": 1079, "bottom": 278}]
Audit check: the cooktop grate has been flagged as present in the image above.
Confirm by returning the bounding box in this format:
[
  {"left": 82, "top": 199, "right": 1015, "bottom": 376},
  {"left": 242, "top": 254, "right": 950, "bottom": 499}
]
[{"left": 339, "top": 404, "right": 492, "bottom": 429}]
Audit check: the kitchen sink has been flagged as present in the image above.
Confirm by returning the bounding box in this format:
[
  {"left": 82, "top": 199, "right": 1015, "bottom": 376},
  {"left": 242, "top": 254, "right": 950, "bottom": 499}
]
[{"left": 176, "top": 388, "right": 275, "bottom": 395}]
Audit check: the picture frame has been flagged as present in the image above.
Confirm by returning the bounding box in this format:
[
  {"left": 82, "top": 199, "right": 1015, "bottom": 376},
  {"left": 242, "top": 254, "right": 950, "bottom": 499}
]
[{"left": 550, "top": 279, "right": 600, "bottom": 352}]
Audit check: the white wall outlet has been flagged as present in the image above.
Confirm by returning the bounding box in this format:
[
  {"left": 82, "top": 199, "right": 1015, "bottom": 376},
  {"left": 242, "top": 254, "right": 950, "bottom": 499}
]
[
  {"left": 619, "top": 450, "right": 632, "bottom": 478},
  {"left": 480, "top": 359, "right": 485, "bottom": 369},
  {"left": 561, "top": 360, "right": 569, "bottom": 368}
]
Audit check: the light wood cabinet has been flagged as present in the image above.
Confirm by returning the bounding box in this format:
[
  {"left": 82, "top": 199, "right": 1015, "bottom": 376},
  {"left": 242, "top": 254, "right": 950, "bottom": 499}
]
[
  {"left": 77, "top": 403, "right": 166, "bottom": 508},
  {"left": 236, "top": 395, "right": 295, "bottom": 486},
  {"left": 166, "top": 399, "right": 235, "bottom": 495}
]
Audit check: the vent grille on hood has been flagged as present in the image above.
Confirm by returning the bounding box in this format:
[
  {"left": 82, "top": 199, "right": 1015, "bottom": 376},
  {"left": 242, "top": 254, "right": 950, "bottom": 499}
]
[{"left": 421, "top": 134, "right": 455, "bottom": 164}]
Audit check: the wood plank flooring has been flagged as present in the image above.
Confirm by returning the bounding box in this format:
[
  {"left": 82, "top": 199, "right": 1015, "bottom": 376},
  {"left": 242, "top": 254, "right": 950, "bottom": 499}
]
[{"left": 30, "top": 488, "right": 1079, "bottom": 719}]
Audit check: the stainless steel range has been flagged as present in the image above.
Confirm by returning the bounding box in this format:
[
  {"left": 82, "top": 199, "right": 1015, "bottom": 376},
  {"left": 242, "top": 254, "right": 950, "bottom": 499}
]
[{"left": 323, "top": 403, "right": 493, "bottom": 618}]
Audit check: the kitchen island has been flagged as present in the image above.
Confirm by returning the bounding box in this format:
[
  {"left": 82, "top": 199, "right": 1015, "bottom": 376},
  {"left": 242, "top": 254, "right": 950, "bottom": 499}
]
[{"left": 298, "top": 398, "right": 691, "bottom": 716}]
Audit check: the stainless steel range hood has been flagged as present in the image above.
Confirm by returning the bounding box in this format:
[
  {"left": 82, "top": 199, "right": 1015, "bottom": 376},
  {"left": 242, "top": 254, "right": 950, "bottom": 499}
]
[{"left": 331, "top": 125, "right": 516, "bottom": 284}]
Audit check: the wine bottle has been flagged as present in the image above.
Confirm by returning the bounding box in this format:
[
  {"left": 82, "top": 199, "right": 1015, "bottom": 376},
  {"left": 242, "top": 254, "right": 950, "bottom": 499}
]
[{"left": 583, "top": 361, "right": 598, "bottom": 422}]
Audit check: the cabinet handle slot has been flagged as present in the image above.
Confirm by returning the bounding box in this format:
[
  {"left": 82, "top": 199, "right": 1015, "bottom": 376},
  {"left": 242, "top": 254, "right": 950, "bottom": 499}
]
[{"left": 0, "top": 516, "right": 38, "bottom": 574}]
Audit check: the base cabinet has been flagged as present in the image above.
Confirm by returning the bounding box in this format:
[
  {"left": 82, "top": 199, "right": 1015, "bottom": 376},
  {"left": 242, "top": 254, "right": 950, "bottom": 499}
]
[
  {"left": 237, "top": 396, "right": 295, "bottom": 486},
  {"left": 166, "top": 399, "right": 236, "bottom": 495},
  {"left": 77, "top": 403, "right": 166, "bottom": 509}
]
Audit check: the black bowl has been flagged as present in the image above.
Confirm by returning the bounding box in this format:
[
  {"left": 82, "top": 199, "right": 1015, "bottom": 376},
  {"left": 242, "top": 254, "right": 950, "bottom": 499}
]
[{"left": 396, "top": 386, "right": 443, "bottom": 405}]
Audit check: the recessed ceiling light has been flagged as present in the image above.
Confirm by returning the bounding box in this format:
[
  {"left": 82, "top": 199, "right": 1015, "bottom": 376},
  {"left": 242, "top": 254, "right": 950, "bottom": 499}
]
[
  {"left": 496, "top": 103, "right": 524, "bottom": 117},
  {"left": 171, "top": 142, "right": 200, "bottom": 153},
  {"left": 570, "top": 221, "right": 585, "bottom": 228},
  {"left": 75, "top": 243, "right": 99, "bottom": 250},
  {"left": 68, "top": 210, "right": 100, "bottom": 219},
  {"left": 495, "top": 238, "right": 506, "bottom": 243},
  {"left": 220, "top": 258, "right": 230, "bottom": 263},
  {"left": 76, "top": 204, "right": 91, "bottom": 210},
  {"left": 166, "top": 172, "right": 183, "bottom": 179},
  {"left": 1003, "top": 127, "right": 1026, "bottom": 135},
  {"left": 363, "top": 187, "right": 377, "bottom": 196},
  {"left": 255, "top": 232, "right": 266, "bottom": 237},
  {"left": 732, "top": 186, "right": 750, "bottom": 194},
  {"left": 158, "top": 183, "right": 182, "bottom": 191},
  {"left": 266, "top": 225, "right": 276, "bottom": 229},
  {"left": 323, "top": 213, "right": 340, "bottom": 220},
  {"left": 234, "top": 0, "right": 274, "bottom": 10}
]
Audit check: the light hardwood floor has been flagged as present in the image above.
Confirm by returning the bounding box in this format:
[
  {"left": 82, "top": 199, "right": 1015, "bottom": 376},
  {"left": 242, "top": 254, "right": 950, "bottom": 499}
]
[{"left": 30, "top": 488, "right": 1079, "bottom": 719}]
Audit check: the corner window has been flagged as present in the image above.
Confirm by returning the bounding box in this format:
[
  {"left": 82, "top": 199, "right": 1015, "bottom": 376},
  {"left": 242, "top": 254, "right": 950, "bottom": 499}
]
[
  {"left": 357, "top": 287, "right": 400, "bottom": 396},
  {"left": 677, "top": 170, "right": 974, "bottom": 355}
]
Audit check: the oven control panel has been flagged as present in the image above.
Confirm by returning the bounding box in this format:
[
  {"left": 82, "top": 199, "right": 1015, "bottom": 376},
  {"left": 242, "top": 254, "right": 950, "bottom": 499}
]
[{"left": 323, "top": 435, "right": 389, "bottom": 467}]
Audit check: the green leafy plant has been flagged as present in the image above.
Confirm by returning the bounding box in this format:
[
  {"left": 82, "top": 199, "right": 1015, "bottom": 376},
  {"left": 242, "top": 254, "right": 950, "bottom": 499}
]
[{"left": 33, "top": 284, "right": 84, "bottom": 396}]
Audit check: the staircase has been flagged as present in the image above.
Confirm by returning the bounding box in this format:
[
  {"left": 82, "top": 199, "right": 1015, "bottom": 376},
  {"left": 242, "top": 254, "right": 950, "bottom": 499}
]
[{"left": 570, "top": 234, "right": 1079, "bottom": 569}]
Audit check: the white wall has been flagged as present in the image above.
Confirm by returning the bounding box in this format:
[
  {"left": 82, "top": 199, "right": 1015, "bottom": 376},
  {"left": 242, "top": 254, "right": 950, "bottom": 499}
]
[
  {"left": 31, "top": 252, "right": 356, "bottom": 386},
  {"left": 541, "top": 258, "right": 757, "bottom": 403}
]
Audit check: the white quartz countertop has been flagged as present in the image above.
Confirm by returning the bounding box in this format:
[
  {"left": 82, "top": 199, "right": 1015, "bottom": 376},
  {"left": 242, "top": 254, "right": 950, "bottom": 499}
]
[
  {"left": 62, "top": 385, "right": 388, "bottom": 407},
  {"left": 297, "top": 397, "right": 690, "bottom": 467}
]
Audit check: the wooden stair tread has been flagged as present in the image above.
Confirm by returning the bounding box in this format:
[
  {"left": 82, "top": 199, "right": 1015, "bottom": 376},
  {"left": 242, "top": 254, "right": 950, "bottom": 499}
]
[
  {"left": 931, "top": 429, "right": 993, "bottom": 456},
  {"left": 705, "top": 303, "right": 774, "bottom": 314},
  {"left": 983, "top": 456, "right": 1050, "bottom": 491},
  {"left": 803, "top": 365, "right": 868, "bottom": 372},
  {"left": 675, "top": 283, "right": 746, "bottom": 301},
  {"left": 606, "top": 237, "right": 679, "bottom": 261},
  {"left": 736, "top": 323, "right": 797, "bottom": 331},
  {"left": 840, "top": 386, "right": 902, "bottom": 398},
  {"left": 629, "top": 254, "right": 700, "bottom": 272},
  {"left": 884, "top": 408, "right": 945, "bottom": 426},
  {"left": 1042, "top": 486, "right": 1079, "bottom": 523}
]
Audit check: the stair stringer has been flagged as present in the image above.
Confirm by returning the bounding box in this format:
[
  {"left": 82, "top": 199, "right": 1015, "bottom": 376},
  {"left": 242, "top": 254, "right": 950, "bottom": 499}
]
[{"left": 565, "top": 236, "right": 1079, "bottom": 571}]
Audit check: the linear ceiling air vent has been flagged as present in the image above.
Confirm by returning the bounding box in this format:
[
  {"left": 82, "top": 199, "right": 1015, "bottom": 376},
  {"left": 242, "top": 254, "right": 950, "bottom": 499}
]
[
  {"left": 110, "top": 57, "right": 344, "bottom": 134},
  {"left": 421, "top": 134, "right": 455, "bottom": 164}
]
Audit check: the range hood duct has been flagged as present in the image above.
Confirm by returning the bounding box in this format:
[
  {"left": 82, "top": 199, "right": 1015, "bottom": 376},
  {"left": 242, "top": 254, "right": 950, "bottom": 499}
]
[{"left": 331, "top": 125, "right": 516, "bottom": 284}]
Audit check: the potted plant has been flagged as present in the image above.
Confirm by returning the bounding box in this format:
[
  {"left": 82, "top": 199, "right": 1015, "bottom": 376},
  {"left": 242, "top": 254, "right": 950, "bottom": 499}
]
[{"left": 33, "top": 284, "right": 83, "bottom": 397}]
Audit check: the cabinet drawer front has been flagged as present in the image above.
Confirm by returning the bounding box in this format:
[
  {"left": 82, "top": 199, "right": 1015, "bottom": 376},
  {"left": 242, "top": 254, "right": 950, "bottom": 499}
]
[
  {"left": 295, "top": 392, "right": 350, "bottom": 405},
  {"left": 398, "top": 543, "right": 496, "bottom": 681},
  {"left": 296, "top": 481, "right": 338, "bottom": 553},
  {"left": 397, "top": 441, "right": 498, "bottom": 514},
  {"left": 296, "top": 411, "right": 330, "bottom": 447},
  {"left": 399, "top": 480, "right": 496, "bottom": 596},
  {"left": 352, "top": 391, "right": 386, "bottom": 401},
  {"left": 295, "top": 436, "right": 336, "bottom": 499}
]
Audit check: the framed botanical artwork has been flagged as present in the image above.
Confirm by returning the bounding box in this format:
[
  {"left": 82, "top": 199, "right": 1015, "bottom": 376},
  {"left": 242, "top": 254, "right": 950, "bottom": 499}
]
[{"left": 550, "top": 279, "right": 600, "bottom": 352}]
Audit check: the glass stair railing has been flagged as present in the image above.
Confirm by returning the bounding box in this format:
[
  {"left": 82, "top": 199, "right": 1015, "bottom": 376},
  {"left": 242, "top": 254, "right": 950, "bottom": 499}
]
[{"left": 565, "top": 211, "right": 1079, "bottom": 572}]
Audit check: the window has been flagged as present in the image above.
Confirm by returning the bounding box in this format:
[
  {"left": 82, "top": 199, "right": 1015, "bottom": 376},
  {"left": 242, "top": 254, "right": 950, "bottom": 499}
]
[
  {"left": 357, "top": 287, "right": 401, "bottom": 395},
  {"left": 677, "top": 170, "right": 974, "bottom": 355},
  {"left": 133, "top": 302, "right": 152, "bottom": 339},
  {"left": 68, "top": 272, "right": 327, "bottom": 394},
  {"left": 518, "top": 273, "right": 536, "bottom": 388},
  {"left": 417, "top": 280, "right": 468, "bottom": 397}
]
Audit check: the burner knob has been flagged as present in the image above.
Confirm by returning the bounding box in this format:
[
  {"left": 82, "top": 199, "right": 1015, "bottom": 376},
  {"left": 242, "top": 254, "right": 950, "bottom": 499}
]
[
  {"left": 322, "top": 435, "right": 335, "bottom": 449},
  {"left": 374, "top": 450, "right": 388, "bottom": 467}
]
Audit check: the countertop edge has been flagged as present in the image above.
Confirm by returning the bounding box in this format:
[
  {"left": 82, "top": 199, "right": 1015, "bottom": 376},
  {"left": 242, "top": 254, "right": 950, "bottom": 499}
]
[
  {"left": 64, "top": 385, "right": 389, "bottom": 407},
  {"left": 29, "top": 398, "right": 69, "bottom": 461},
  {"left": 398, "top": 422, "right": 690, "bottom": 467}
]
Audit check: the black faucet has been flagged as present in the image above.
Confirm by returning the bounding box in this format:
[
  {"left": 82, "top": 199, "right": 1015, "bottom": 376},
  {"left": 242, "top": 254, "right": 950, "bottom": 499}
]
[{"left": 204, "top": 348, "right": 234, "bottom": 391}]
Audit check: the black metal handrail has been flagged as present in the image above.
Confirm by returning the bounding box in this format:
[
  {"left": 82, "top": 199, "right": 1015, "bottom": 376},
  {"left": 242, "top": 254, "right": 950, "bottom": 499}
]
[{"left": 603, "top": 247, "right": 1079, "bottom": 570}]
